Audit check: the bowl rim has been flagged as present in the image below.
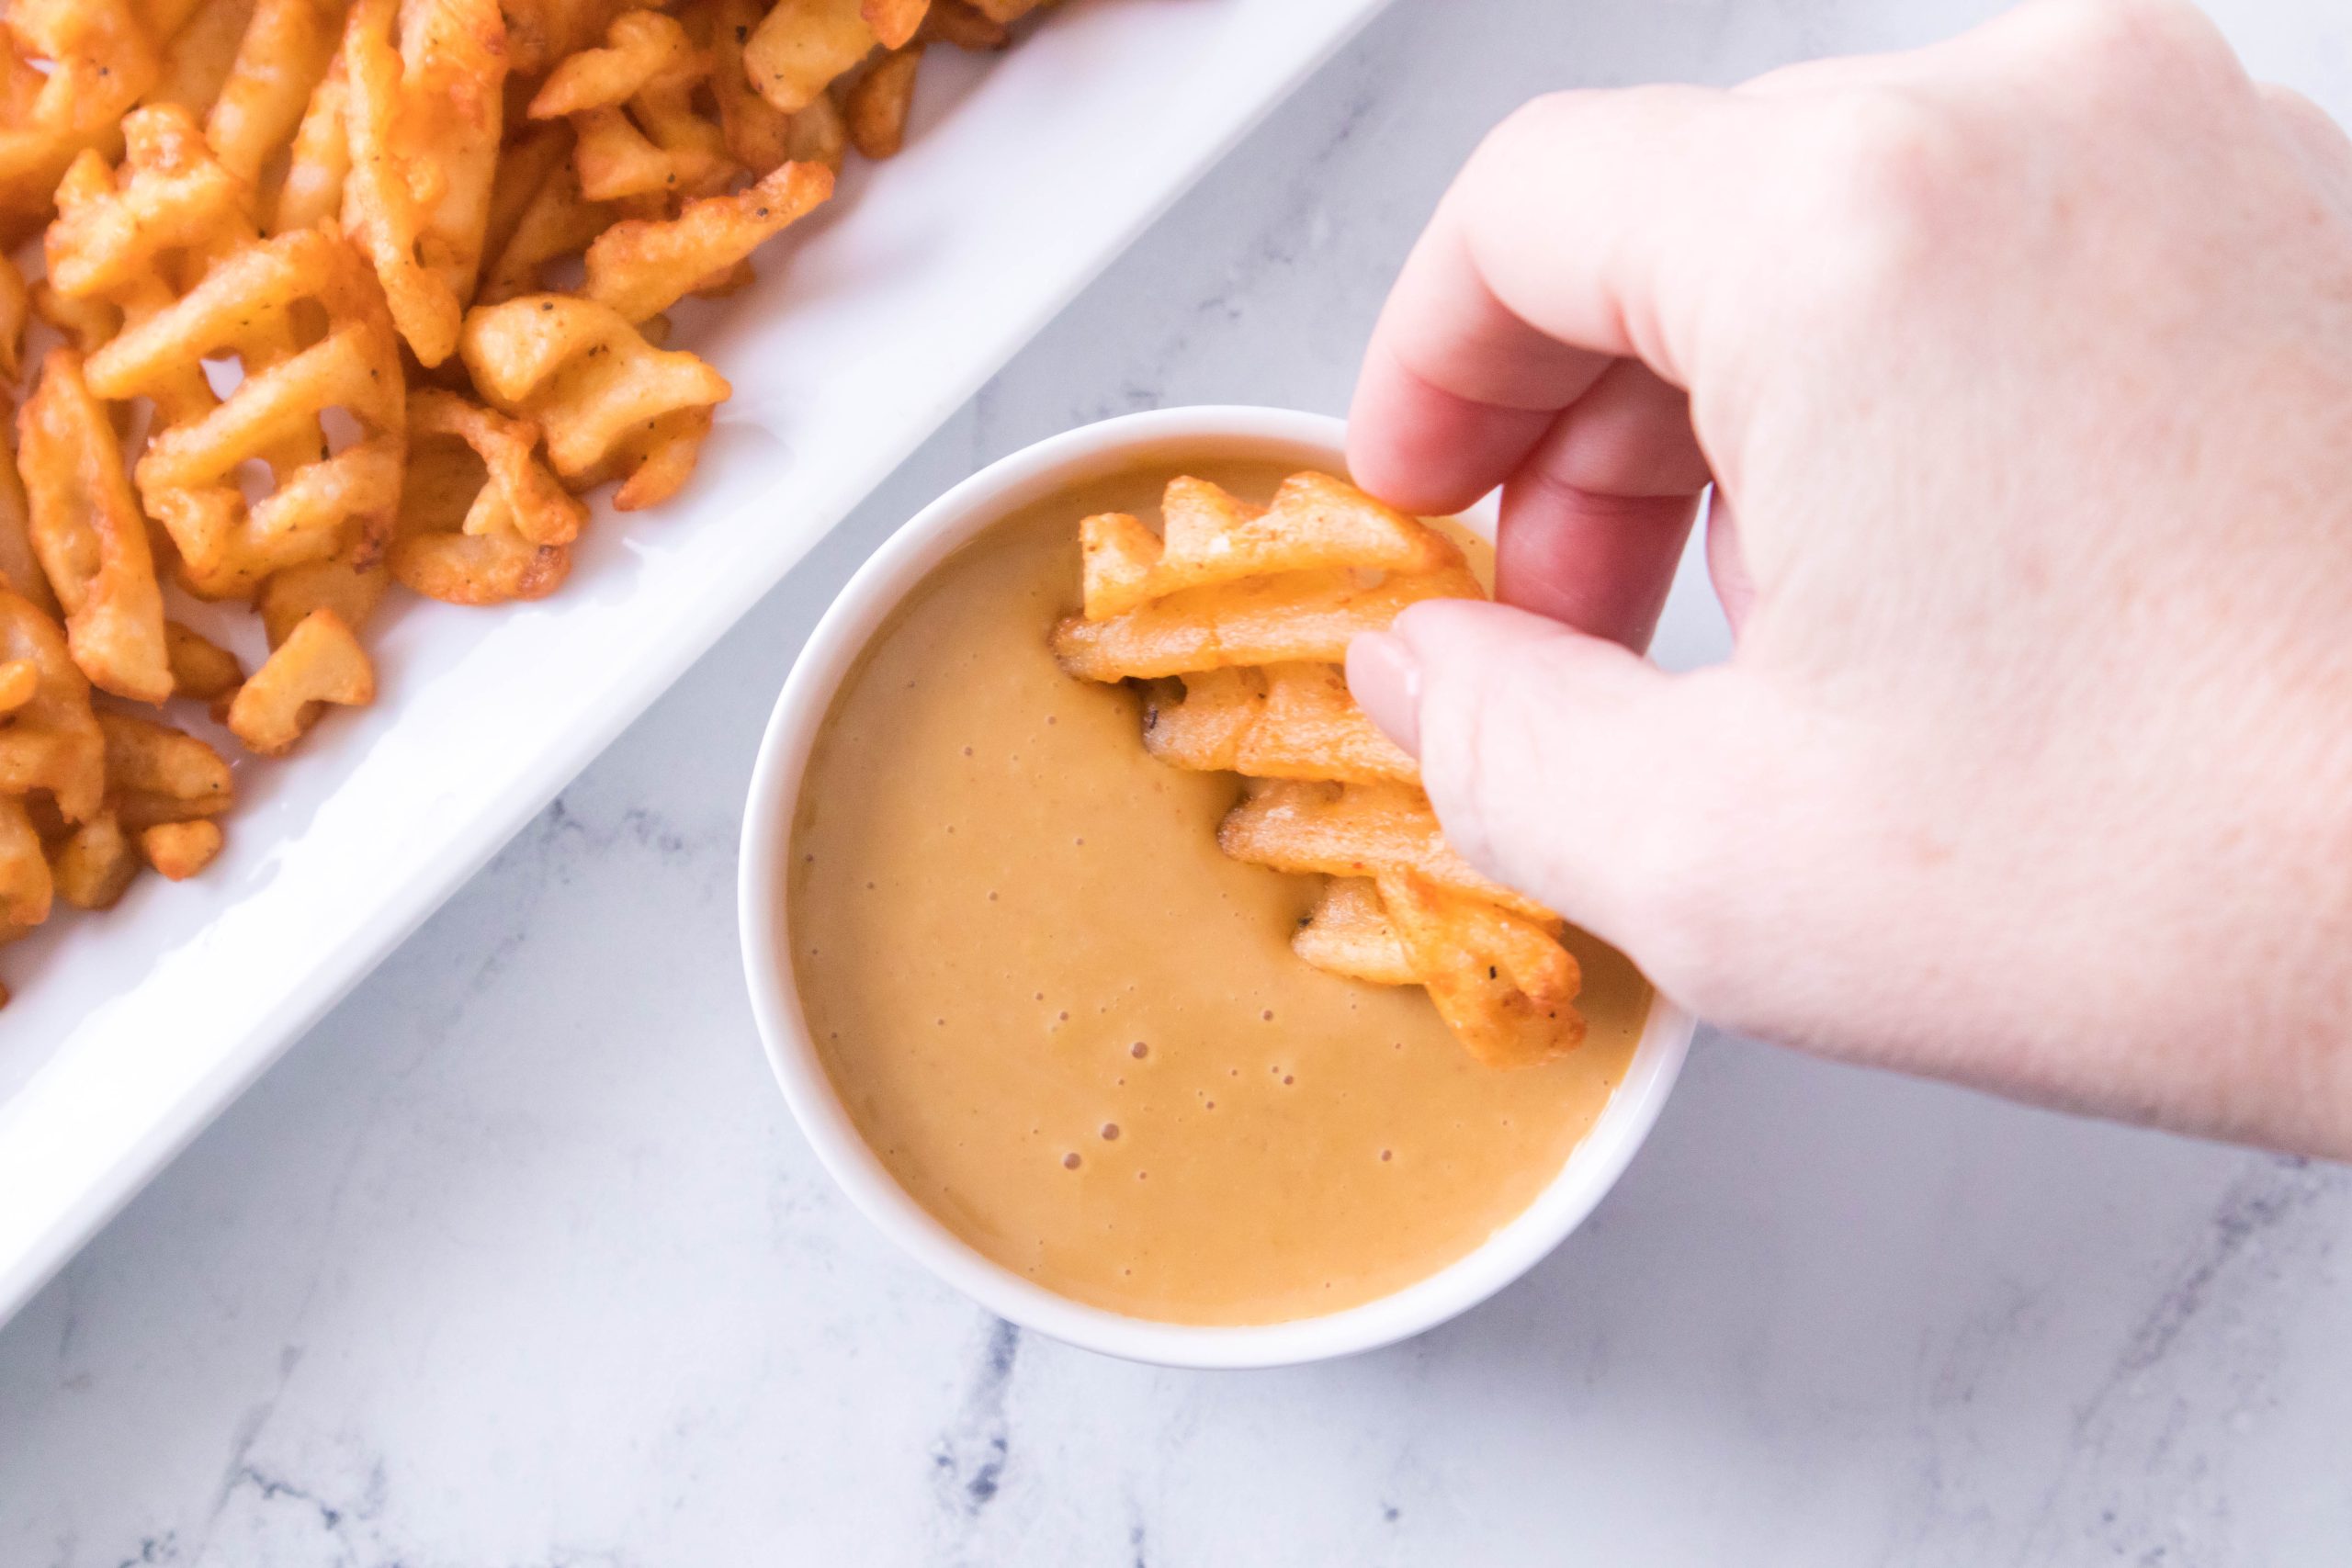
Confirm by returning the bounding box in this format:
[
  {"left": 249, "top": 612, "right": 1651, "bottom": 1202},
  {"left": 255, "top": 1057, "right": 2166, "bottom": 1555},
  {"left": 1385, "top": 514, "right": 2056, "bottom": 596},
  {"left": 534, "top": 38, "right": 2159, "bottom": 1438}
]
[{"left": 737, "top": 404, "right": 1695, "bottom": 1369}]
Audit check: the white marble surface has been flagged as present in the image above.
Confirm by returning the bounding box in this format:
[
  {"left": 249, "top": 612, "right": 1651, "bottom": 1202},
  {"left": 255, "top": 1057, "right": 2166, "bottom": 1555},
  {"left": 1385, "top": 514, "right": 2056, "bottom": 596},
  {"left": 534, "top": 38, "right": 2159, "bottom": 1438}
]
[{"left": 7, "top": 0, "right": 2352, "bottom": 1562}]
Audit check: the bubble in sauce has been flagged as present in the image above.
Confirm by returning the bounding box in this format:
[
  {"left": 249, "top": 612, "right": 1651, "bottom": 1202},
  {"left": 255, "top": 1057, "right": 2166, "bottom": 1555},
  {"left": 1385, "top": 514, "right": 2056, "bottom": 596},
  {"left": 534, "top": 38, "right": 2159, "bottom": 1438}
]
[{"left": 1062, "top": 1153, "right": 1081, "bottom": 1170}]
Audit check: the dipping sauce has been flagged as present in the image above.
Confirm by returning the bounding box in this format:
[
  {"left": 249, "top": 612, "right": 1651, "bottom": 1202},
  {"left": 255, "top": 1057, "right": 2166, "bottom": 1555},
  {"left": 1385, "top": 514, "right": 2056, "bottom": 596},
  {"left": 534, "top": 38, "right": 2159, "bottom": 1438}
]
[{"left": 786, "top": 460, "right": 1649, "bottom": 1325}]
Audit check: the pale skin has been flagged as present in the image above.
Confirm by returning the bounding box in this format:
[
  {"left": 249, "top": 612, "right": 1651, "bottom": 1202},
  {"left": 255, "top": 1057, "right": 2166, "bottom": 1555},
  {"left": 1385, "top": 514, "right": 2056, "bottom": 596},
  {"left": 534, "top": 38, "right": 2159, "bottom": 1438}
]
[{"left": 1343, "top": 0, "right": 2352, "bottom": 1157}]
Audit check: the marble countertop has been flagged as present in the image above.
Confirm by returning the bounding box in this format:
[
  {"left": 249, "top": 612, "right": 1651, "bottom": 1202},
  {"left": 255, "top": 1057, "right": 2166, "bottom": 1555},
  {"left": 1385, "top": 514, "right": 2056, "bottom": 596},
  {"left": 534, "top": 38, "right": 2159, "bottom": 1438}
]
[{"left": 7, "top": 1, "right": 2350, "bottom": 1562}]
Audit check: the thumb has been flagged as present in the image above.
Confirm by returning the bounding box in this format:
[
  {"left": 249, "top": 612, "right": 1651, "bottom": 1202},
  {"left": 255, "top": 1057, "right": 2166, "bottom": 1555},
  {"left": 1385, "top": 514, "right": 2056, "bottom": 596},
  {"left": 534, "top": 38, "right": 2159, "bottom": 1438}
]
[{"left": 1348, "top": 598, "right": 1728, "bottom": 954}]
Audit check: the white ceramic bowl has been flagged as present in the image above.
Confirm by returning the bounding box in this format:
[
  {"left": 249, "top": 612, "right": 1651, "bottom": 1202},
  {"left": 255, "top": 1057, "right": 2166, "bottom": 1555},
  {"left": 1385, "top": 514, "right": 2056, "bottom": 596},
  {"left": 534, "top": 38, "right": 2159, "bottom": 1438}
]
[{"left": 739, "top": 406, "right": 1695, "bottom": 1368}]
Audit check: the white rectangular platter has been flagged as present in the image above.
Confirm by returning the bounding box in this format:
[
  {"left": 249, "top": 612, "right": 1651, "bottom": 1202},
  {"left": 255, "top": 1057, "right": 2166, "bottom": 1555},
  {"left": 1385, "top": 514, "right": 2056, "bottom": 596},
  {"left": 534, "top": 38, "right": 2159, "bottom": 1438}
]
[{"left": 0, "top": 0, "right": 1395, "bottom": 1323}]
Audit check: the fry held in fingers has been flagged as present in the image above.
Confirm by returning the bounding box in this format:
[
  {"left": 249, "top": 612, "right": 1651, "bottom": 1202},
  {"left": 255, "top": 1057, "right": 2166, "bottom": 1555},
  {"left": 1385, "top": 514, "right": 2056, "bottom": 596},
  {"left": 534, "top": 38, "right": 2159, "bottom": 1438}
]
[{"left": 1055, "top": 470, "right": 1587, "bottom": 1066}]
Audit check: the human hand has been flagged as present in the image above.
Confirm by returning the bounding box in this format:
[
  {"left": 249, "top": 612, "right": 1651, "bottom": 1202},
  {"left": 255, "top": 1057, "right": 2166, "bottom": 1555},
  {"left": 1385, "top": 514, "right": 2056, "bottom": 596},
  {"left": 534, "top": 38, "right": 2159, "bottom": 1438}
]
[{"left": 1344, "top": 0, "right": 2352, "bottom": 1155}]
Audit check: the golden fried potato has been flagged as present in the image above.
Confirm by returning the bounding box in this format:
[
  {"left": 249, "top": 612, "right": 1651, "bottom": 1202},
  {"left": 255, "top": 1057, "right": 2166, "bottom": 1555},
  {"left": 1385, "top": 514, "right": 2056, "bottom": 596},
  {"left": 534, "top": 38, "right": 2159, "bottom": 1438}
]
[
  {"left": 138, "top": 818, "right": 224, "bottom": 879},
  {"left": 845, "top": 47, "right": 922, "bottom": 160},
  {"left": 266, "top": 51, "right": 349, "bottom": 234},
  {"left": 88, "top": 226, "right": 407, "bottom": 600},
  {"left": 148, "top": 0, "right": 255, "bottom": 120},
  {"left": 1217, "top": 780, "right": 1554, "bottom": 923},
  {"left": 784, "top": 92, "right": 848, "bottom": 173},
  {"left": 501, "top": 0, "right": 636, "bottom": 76},
  {"left": 342, "top": 0, "right": 510, "bottom": 366},
  {"left": 863, "top": 0, "right": 932, "bottom": 50},
  {"left": 225, "top": 606, "right": 373, "bottom": 754},
  {"left": 1084, "top": 473, "right": 1463, "bottom": 620},
  {"left": 1291, "top": 875, "right": 1415, "bottom": 987},
  {"left": 530, "top": 10, "right": 734, "bottom": 205},
  {"left": 1143, "top": 662, "right": 1418, "bottom": 784},
  {"left": 18, "top": 350, "right": 174, "bottom": 705},
  {"left": 164, "top": 620, "right": 243, "bottom": 701},
  {"left": 1052, "top": 563, "right": 1480, "bottom": 682},
  {"left": 51, "top": 809, "right": 138, "bottom": 909},
  {"left": 0, "top": 795, "right": 51, "bottom": 928},
  {"left": 259, "top": 546, "right": 390, "bottom": 649},
  {"left": 0, "top": 659, "right": 35, "bottom": 714},
  {"left": 203, "top": 0, "right": 343, "bottom": 197},
  {"left": 686, "top": 0, "right": 797, "bottom": 173},
  {"left": 1374, "top": 869, "right": 1584, "bottom": 1067},
  {"left": 47, "top": 105, "right": 252, "bottom": 429},
  {"left": 459, "top": 294, "right": 730, "bottom": 509},
  {"left": 478, "top": 131, "right": 621, "bottom": 303},
  {"left": 582, "top": 159, "right": 833, "bottom": 323},
  {"left": 98, "top": 709, "right": 235, "bottom": 829},
  {"left": 0, "top": 588, "right": 106, "bottom": 823},
  {"left": 745, "top": 0, "right": 876, "bottom": 116},
  {"left": 0, "top": 0, "right": 161, "bottom": 242},
  {"left": 390, "top": 389, "right": 583, "bottom": 604},
  {"left": 0, "top": 251, "right": 24, "bottom": 381},
  {"left": 0, "top": 423, "right": 57, "bottom": 619}
]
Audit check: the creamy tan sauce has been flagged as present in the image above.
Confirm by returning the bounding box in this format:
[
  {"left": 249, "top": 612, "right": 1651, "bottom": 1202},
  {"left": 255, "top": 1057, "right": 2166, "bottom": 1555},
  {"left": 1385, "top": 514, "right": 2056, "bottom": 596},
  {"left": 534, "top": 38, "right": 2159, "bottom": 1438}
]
[{"left": 786, "top": 461, "right": 1649, "bottom": 1325}]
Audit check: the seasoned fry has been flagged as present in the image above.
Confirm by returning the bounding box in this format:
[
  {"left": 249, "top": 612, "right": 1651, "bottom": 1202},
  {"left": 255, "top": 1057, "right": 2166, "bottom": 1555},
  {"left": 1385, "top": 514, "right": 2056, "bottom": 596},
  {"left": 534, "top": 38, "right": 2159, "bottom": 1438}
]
[
  {"left": 1291, "top": 875, "right": 1415, "bottom": 987},
  {"left": 0, "top": 0, "right": 161, "bottom": 241},
  {"left": 0, "top": 425, "right": 56, "bottom": 618},
  {"left": 1084, "top": 473, "right": 1462, "bottom": 620},
  {"left": 745, "top": 0, "right": 876, "bottom": 116},
  {"left": 0, "top": 252, "right": 24, "bottom": 382},
  {"left": 204, "top": 0, "right": 343, "bottom": 195},
  {"left": 1143, "top": 662, "right": 1417, "bottom": 784},
  {"left": 139, "top": 818, "right": 225, "bottom": 879},
  {"left": 1375, "top": 870, "right": 1584, "bottom": 1067},
  {"left": 341, "top": 0, "right": 509, "bottom": 366},
  {"left": 225, "top": 606, "right": 373, "bottom": 754},
  {"left": 845, "top": 47, "right": 922, "bottom": 161},
  {"left": 390, "top": 389, "right": 584, "bottom": 604},
  {"left": 1216, "top": 780, "right": 1555, "bottom": 924},
  {"left": 88, "top": 226, "right": 407, "bottom": 600},
  {"left": 863, "top": 0, "right": 933, "bottom": 51},
  {"left": 0, "top": 794, "right": 50, "bottom": 927},
  {"left": 1051, "top": 564, "right": 1480, "bottom": 682},
  {"left": 98, "top": 710, "right": 235, "bottom": 828},
  {"left": 0, "top": 0, "right": 1083, "bottom": 998},
  {"left": 582, "top": 160, "right": 833, "bottom": 322},
  {"left": 164, "top": 620, "right": 243, "bottom": 700},
  {"left": 530, "top": 10, "right": 733, "bottom": 204},
  {"left": 1058, "top": 468, "right": 1587, "bottom": 1064},
  {"left": 47, "top": 105, "right": 252, "bottom": 429},
  {"left": 690, "top": 0, "right": 797, "bottom": 172},
  {"left": 51, "top": 810, "right": 138, "bottom": 910},
  {"left": 0, "top": 588, "right": 106, "bottom": 822},
  {"left": 460, "top": 294, "right": 730, "bottom": 509},
  {"left": 266, "top": 52, "right": 349, "bottom": 234},
  {"left": 18, "top": 350, "right": 174, "bottom": 704}
]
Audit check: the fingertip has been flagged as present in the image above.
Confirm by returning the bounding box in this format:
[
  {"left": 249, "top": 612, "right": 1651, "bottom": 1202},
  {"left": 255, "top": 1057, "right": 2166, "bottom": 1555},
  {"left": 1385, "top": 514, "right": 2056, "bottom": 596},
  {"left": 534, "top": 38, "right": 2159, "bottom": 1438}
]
[{"left": 1345, "top": 630, "right": 1422, "bottom": 756}]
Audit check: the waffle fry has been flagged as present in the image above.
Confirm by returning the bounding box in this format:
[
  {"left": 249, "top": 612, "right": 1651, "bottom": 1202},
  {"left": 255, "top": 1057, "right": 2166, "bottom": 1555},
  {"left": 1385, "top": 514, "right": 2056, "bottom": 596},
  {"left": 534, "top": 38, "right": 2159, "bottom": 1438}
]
[
  {"left": 0, "top": 587, "right": 105, "bottom": 823},
  {"left": 341, "top": 0, "right": 508, "bottom": 367},
  {"left": 225, "top": 606, "right": 373, "bottom": 753},
  {"left": 51, "top": 810, "right": 138, "bottom": 910},
  {"left": 581, "top": 158, "right": 832, "bottom": 322},
  {"left": 744, "top": 0, "right": 877, "bottom": 116},
  {"left": 1057, "top": 471, "right": 1586, "bottom": 1066},
  {"left": 0, "top": 0, "right": 1080, "bottom": 1002},
  {"left": 844, "top": 46, "right": 921, "bottom": 160},
  {"left": 0, "top": 0, "right": 160, "bottom": 242},
  {"left": 460, "top": 294, "right": 729, "bottom": 510},
  {"left": 97, "top": 709, "right": 234, "bottom": 829},
  {"left": 1141, "top": 662, "right": 1416, "bottom": 784},
  {"left": 87, "top": 225, "right": 406, "bottom": 600},
  {"left": 531, "top": 10, "right": 732, "bottom": 204},
  {"left": 390, "top": 389, "right": 583, "bottom": 604},
  {"left": 17, "top": 349, "right": 174, "bottom": 704}
]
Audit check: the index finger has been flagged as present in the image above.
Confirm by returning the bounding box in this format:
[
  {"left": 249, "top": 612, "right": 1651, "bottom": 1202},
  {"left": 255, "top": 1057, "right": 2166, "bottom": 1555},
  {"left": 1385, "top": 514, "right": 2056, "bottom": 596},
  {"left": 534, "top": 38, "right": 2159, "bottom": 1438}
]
[{"left": 1346, "top": 85, "right": 1758, "bottom": 514}]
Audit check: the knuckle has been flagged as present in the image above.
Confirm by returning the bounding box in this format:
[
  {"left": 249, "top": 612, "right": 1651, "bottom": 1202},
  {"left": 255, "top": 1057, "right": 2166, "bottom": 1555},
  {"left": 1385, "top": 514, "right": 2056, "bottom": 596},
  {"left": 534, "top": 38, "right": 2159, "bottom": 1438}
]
[
  {"left": 2027, "top": 0, "right": 2225, "bottom": 77},
  {"left": 1780, "top": 88, "right": 1965, "bottom": 308}
]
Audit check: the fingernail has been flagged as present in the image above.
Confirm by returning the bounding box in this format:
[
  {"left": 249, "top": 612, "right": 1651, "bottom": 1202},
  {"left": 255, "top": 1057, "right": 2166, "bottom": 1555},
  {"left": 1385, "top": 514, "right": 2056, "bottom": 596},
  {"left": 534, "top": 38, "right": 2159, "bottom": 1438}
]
[{"left": 1347, "top": 631, "right": 1422, "bottom": 757}]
